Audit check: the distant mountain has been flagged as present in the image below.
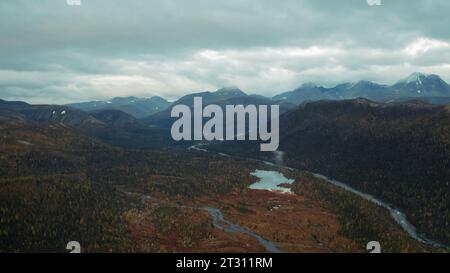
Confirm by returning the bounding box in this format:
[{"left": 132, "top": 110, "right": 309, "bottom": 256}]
[
  {"left": 273, "top": 83, "right": 336, "bottom": 103},
  {"left": 0, "top": 99, "right": 30, "bottom": 109},
  {"left": 273, "top": 72, "right": 450, "bottom": 104},
  {"left": 391, "top": 72, "right": 450, "bottom": 97},
  {"left": 0, "top": 99, "right": 31, "bottom": 122},
  {"left": 67, "top": 96, "right": 170, "bottom": 118},
  {"left": 0, "top": 100, "right": 104, "bottom": 129},
  {"left": 0, "top": 99, "right": 177, "bottom": 150},
  {"left": 344, "top": 81, "right": 391, "bottom": 101},
  {"left": 90, "top": 109, "right": 138, "bottom": 127},
  {"left": 143, "top": 87, "right": 296, "bottom": 128},
  {"left": 171, "top": 87, "right": 247, "bottom": 106}
]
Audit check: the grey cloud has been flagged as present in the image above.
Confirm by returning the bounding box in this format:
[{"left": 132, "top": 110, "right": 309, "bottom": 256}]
[{"left": 1, "top": 0, "right": 450, "bottom": 103}]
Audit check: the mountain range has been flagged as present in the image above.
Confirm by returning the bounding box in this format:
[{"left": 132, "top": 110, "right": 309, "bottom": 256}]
[
  {"left": 0, "top": 98, "right": 178, "bottom": 150},
  {"left": 2, "top": 85, "right": 450, "bottom": 251},
  {"left": 142, "top": 87, "right": 296, "bottom": 127},
  {"left": 273, "top": 72, "right": 450, "bottom": 104},
  {"left": 5, "top": 96, "right": 437, "bottom": 253},
  {"left": 67, "top": 96, "right": 170, "bottom": 118},
  {"left": 57, "top": 72, "right": 450, "bottom": 122}
]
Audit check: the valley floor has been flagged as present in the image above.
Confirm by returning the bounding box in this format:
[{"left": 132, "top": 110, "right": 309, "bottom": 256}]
[
  {"left": 0, "top": 119, "right": 445, "bottom": 253},
  {"left": 120, "top": 163, "right": 440, "bottom": 253}
]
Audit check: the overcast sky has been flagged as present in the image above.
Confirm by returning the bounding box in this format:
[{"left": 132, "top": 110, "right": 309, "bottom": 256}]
[{"left": 1, "top": 0, "right": 450, "bottom": 104}]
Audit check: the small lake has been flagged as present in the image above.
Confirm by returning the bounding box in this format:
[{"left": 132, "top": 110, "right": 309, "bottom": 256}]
[{"left": 249, "top": 170, "right": 295, "bottom": 194}]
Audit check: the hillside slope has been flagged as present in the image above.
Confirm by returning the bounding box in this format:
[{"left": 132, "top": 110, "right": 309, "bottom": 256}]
[{"left": 278, "top": 99, "right": 450, "bottom": 244}]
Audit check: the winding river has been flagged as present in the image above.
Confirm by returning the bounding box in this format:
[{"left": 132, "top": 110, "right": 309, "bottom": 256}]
[
  {"left": 203, "top": 207, "right": 282, "bottom": 253},
  {"left": 311, "top": 173, "right": 448, "bottom": 249},
  {"left": 187, "top": 143, "right": 449, "bottom": 249},
  {"left": 127, "top": 190, "right": 282, "bottom": 253}
]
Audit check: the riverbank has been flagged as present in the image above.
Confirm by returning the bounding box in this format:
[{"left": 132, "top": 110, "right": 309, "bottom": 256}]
[{"left": 187, "top": 143, "right": 449, "bottom": 250}]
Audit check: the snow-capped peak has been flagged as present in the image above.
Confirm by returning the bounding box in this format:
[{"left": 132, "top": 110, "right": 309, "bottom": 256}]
[{"left": 398, "top": 72, "right": 428, "bottom": 84}]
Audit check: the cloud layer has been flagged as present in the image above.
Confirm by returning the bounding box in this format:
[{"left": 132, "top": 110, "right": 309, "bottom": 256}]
[{"left": 1, "top": 0, "right": 450, "bottom": 103}]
